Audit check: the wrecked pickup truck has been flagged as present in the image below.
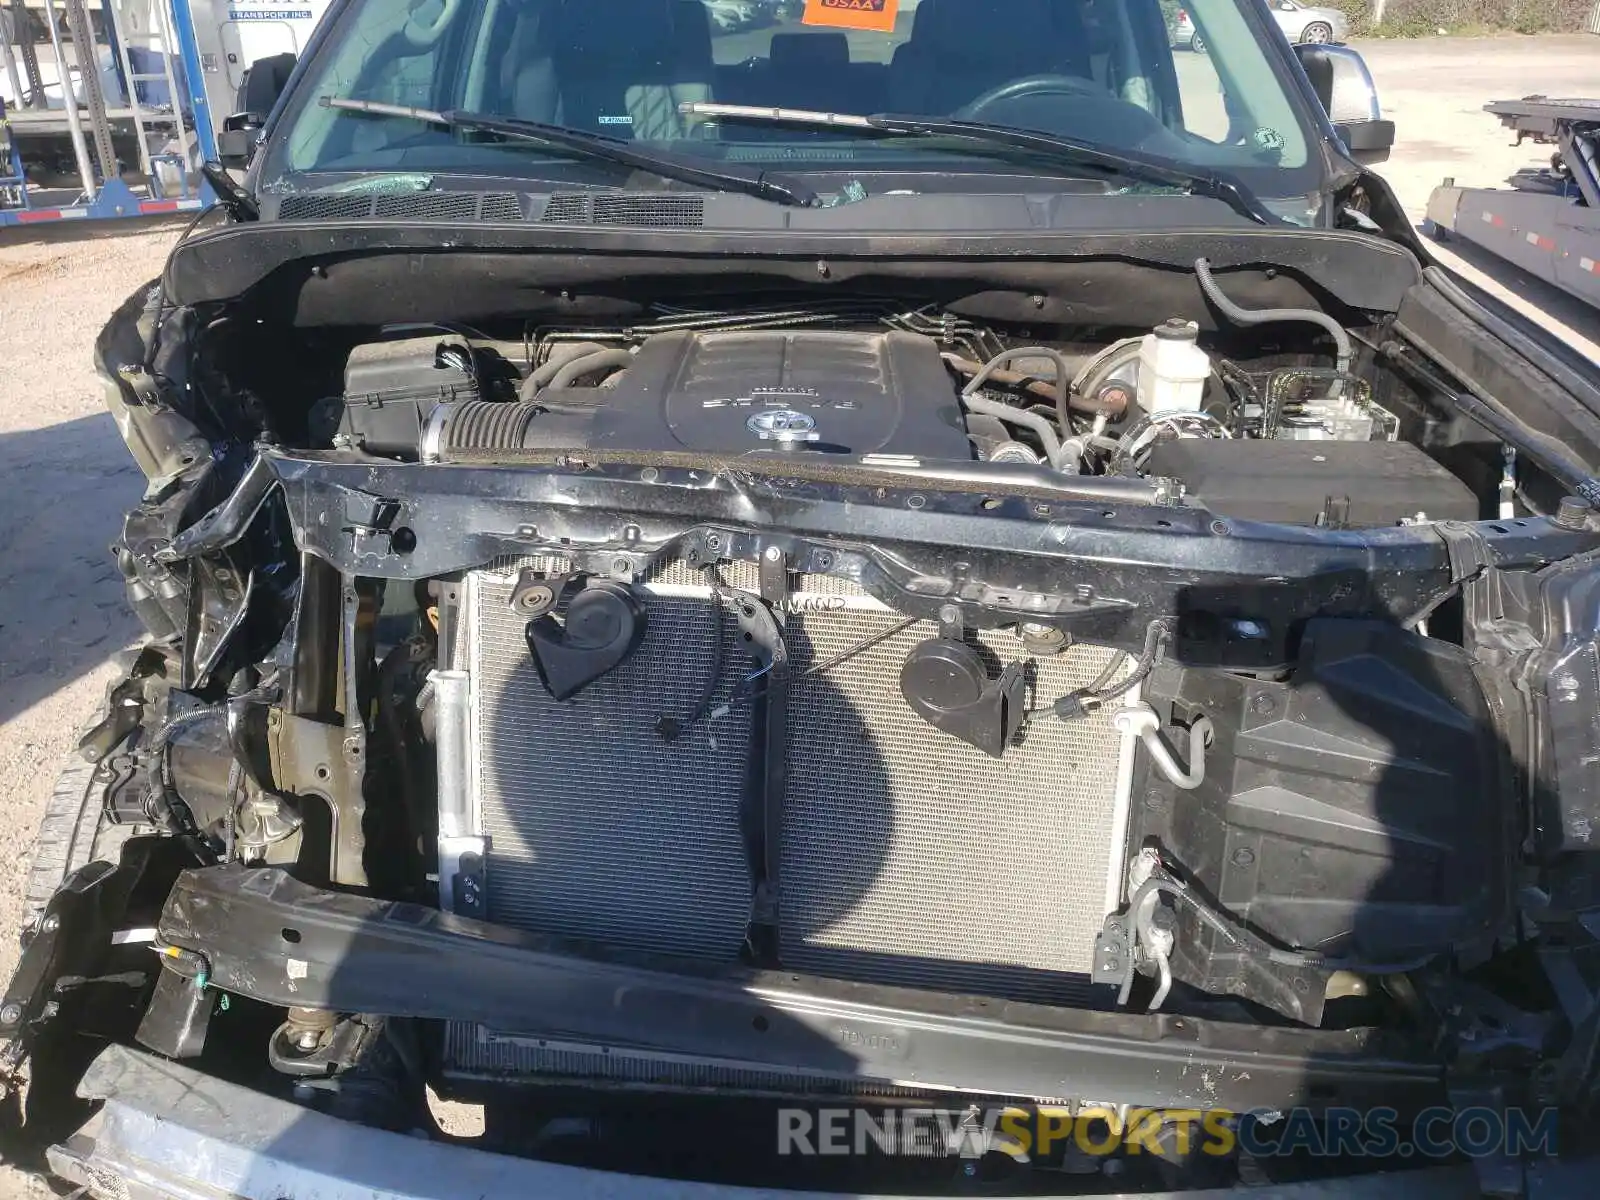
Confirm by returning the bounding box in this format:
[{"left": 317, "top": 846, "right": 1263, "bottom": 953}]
[{"left": 6, "top": 0, "right": 1600, "bottom": 1195}]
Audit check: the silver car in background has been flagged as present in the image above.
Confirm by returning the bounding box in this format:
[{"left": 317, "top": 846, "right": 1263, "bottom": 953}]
[{"left": 1173, "top": 0, "right": 1349, "bottom": 49}]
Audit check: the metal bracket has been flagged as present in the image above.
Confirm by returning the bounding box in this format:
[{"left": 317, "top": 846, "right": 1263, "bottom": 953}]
[
  {"left": 1092, "top": 914, "right": 1132, "bottom": 987},
  {"left": 437, "top": 836, "right": 488, "bottom": 920},
  {"left": 267, "top": 714, "right": 346, "bottom": 799},
  {"left": 1435, "top": 520, "right": 1496, "bottom": 588},
  {"left": 159, "top": 454, "right": 277, "bottom": 563},
  {"left": 253, "top": 587, "right": 369, "bottom": 887},
  {"left": 334, "top": 581, "right": 369, "bottom": 888},
  {"left": 733, "top": 585, "right": 788, "bottom": 937},
  {"left": 78, "top": 647, "right": 169, "bottom": 764},
  {"left": 183, "top": 560, "right": 254, "bottom": 691},
  {"left": 154, "top": 866, "right": 1449, "bottom": 1116},
  {"left": 343, "top": 496, "right": 406, "bottom": 559}
]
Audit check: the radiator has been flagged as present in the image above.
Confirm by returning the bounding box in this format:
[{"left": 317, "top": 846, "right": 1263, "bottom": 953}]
[{"left": 451, "top": 558, "right": 1137, "bottom": 1079}]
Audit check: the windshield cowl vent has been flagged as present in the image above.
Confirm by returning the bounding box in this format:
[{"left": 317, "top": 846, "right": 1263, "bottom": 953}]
[
  {"left": 538, "top": 193, "right": 706, "bottom": 228},
  {"left": 275, "top": 191, "right": 526, "bottom": 222}
]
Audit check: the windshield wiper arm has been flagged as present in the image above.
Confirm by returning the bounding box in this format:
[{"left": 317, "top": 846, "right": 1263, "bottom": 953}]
[
  {"left": 678, "top": 102, "right": 1271, "bottom": 225},
  {"left": 320, "top": 97, "right": 818, "bottom": 208}
]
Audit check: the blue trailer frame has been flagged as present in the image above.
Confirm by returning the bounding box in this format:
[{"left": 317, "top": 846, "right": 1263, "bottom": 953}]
[{"left": 0, "top": 0, "right": 218, "bottom": 228}]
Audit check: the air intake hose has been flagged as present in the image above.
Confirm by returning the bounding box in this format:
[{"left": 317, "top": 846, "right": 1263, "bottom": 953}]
[{"left": 422, "top": 400, "right": 538, "bottom": 463}]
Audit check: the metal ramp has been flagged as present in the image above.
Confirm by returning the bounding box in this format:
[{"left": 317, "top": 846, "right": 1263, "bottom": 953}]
[{"left": 1425, "top": 96, "right": 1600, "bottom": 310}]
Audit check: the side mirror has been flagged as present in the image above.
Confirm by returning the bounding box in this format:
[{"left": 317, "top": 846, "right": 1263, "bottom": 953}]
[
  {"left": 217, "top": 112, "right": 264, "bottom": 169},
  {"left": 1292, "top": 44, "right": 1395, "bottom": 166},
  {"left": 216, "top": 51, "right": 299, "bottom": 169}
]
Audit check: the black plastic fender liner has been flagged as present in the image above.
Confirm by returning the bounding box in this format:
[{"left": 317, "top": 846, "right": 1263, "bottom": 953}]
[
  {"left": 153, "top": 866, "right": 1447, "bottom": 1114},
  {"left": 1394, "top": 280, "right": 1600, "bottom": 491}
]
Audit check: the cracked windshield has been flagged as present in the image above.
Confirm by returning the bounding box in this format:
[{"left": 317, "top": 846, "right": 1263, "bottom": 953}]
[{"left": 270, "top": 0, "right": 1313, "bottom": 197}]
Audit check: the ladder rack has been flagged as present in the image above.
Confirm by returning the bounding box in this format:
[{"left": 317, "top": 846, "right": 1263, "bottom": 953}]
[
  {"left": 0, "top": 0, "right": 213, "bottom": 226},
  {"left": 106, "top": 0, "right": 192, "bottom": 191}
]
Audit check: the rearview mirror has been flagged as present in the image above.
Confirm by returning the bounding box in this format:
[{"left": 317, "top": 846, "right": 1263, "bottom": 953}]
[{"left": 1292, "top": 44, "right": 1395, "bottom": 166}]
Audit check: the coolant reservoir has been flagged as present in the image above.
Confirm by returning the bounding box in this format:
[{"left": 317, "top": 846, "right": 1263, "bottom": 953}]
[{"left": 1137, "top": 318, "right": 1210, "bottom": 414}]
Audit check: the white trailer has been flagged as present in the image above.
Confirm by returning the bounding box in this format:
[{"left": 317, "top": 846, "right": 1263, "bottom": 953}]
[{"left": 182, "top": 0, "right": 328, "bottom": 110}]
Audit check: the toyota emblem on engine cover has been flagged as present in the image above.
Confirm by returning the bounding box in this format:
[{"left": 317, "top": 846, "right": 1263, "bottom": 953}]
[{"left": 747, "top": 409, "right": 820, "bottom": 444}]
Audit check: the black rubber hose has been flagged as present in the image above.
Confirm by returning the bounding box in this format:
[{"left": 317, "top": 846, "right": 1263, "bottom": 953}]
[
  {"left": 1194, "top": 257, "right": 1353, "bottom": 373},
  {"left": 520, "top": 341, "right": 609, "bottom": 400},
  {"left": 547, "top": 349, "right": 634, "bottom": 391},
  {"left": 961, "top": 394, "right": 1066, "bottom": 467},
  {"left": 963, "top": 346, "right": 1076, "bottom": 441}
]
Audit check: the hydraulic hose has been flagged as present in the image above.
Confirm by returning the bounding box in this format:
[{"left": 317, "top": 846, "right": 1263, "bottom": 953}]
[
  {"left": 961, "top": 393, "right": 1067, "bottom": 469},
  {"left": 944, "top": 355, "right": 1129, "bottom": 417},
  {"left": 1193, "top": 257, "right": 1353, "bottom": 374},
  {"left": 1114, "top": 704, "right": 1213, "bottom": 791},
  {"left": 962, "top": 346, "right": 1077, "bottom": 436},
  {"left": 1149, "top": 950, "right": 1174, "bottom": 1012}
]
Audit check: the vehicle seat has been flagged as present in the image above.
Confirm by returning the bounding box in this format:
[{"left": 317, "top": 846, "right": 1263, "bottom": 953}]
[
  {"left": 502, "top": 0, "right": 562, "bottom": 124},
  {"left": 765, "top": 32, "right": 852, "bottom": 111},
  {"left": 888, "top": 0, "right": 1086, "bottom": 115},
  {"left": 555, "top": 0, "right": 714, "bottom": 139}
]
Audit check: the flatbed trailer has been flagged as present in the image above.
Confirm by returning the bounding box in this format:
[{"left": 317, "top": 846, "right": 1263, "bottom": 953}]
[{"left": 1424, "top": 96, "right": 1600, "bottom": 310}]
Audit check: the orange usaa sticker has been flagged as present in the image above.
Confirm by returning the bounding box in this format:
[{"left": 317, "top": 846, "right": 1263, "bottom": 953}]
[{"left": 803, "top": 0, "right": 900, "bottom": 33}]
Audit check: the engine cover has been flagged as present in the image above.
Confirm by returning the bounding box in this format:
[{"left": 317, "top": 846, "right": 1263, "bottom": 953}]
[{"left": 555, "top": 330, "right": 974, "bottom": 460}]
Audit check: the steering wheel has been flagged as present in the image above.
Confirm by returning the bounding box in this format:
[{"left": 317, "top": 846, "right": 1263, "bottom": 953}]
[
  {"left": 402, "top": 0, "right": 463, "bottom": 48},
  {"left": 955, "top": 74, "right": 1102, "bottom": 122}
]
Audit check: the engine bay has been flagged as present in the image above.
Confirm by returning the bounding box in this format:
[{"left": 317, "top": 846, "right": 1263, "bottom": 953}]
[
  {"left": 25, "top": 236, "right": 1600, "bottom": 1193},
  {"left": 309, "top": 283, "right": 1482, "bottom": 532},
  {"left": 140, "top": 263, "right": 1559, "bottom": 1043}
]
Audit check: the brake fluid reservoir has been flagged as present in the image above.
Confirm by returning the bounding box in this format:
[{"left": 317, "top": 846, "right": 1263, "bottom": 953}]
[{"left": 1137, "top": 319, "right": 1210, "bottom": 414}]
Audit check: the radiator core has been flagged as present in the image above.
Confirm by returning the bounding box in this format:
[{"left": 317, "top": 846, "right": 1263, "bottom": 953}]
[{"left": 461, "top": 559, "right": 1134, "bottom": 1007}]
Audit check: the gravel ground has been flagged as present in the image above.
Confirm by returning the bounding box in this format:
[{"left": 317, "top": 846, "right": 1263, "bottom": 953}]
[
  {"left": 0, "top": 223, "right": 178, "bottom": 1195},
  {"left": 0, "top": 32, "right": 1595, "bottom": 1192}
]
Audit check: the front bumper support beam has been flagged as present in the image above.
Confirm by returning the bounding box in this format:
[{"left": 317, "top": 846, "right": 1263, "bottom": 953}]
[
  {"left": 53, "top": 1044, "right": 1488, "bottom": 1200},
  {"left": 157, "top": 867, "right": 1443, "bottom": 1113}
]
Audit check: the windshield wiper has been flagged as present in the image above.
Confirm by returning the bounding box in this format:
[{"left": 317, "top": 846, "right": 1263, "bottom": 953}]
[
  {"left": 678, "top": 102, "right": 1271, "bottom": 225},
  {"left": 319, "top": 97, "right": 818, "bottom": 208}
]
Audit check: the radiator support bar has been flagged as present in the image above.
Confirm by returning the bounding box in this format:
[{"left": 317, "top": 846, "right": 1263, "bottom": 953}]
[{"left": 154, "top": 866, "right": 1445, "bottom": 1114}]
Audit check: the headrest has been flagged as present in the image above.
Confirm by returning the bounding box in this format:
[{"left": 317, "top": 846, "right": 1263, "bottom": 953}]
[
  {"left": 919, "top": 0, "right": 1061, "bottom": 58},
  {"left": 769, "top": 32, "right": 851, "bottom": 73},
  {"left": 673, "top": 0, "right": 714, "bottom": 68},
  {"left": 559, "top": 0, "right": 678, "bottom": 58}
]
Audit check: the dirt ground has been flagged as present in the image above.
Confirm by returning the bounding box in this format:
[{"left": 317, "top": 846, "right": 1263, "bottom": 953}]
[{"left": 0, "top": 32, "right": 1595, "bottom": 1192}]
